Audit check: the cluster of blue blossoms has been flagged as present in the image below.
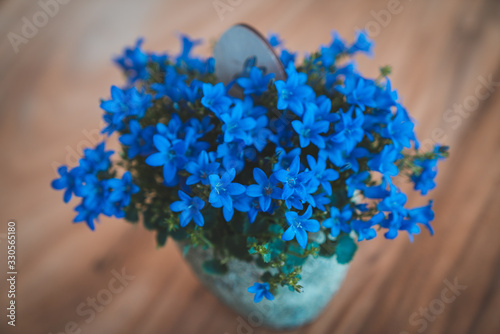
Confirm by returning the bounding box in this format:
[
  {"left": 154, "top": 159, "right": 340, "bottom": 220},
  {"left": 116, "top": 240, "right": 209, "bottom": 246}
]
[{"left": 53, "top": 31, "right": 447, "bottom": 302}]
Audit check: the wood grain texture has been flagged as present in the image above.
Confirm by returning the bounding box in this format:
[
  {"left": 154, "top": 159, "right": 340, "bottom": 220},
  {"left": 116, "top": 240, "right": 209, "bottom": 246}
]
[{"left": 1, "top": 0, "right": 500, "bottom": 333}]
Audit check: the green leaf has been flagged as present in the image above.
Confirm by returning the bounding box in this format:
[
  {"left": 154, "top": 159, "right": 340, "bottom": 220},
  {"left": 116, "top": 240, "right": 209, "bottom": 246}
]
[
  {"left": 202, "top": 259, "right": 228, "bottom": 275},
  {"left": 336, "top": 235, "right": 358, "bottom": 264}
]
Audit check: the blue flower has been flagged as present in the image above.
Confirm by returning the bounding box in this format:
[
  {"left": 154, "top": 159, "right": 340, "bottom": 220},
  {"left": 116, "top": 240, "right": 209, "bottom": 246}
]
[
  {"left": 331, "top": 108, "right": 365, "bottom": 152},
  {"left": 267, "top": 32, "right": 282, "bottom": 47},
  {"left": 323, "top": 204, "right": 353, "bottom": 237},
  {"left": 145, "top": 135, "right": 187, "bottom": 183},
  {"left": 119, "top": 120, "right": 155, "bottom": 158},
  {"left": 101, "top": 86, "right": 152, "bottom": 135},
  {"left": 348, "top": 30, "right": 374, "bottom": 56},
  {"left": 185, "top": 150, "right": 220, "bottom": 185},
  {"left": 113, "top": 38, "right": 149, "bottom": 83},
  {"left": 368, "top": 145, "right": 399, "bottom": 176},
  {"left": 208, "top": 168, "right": 246, "bottom": 221},
  {"left": 306, "top": 155, "right": 339, "bottom": 195},
  {"left": 247, "top": 282, "right": 274, "bottom": 303},
  {"left": 201, "top": 83, "right": 232, "bottom": 116},
  {"left": 280, "top": 49, "right": 296, "bottom": 67},
  {"left": 107, "top": 172, "right": 139, "bottom": 207},
  {"left": 78, "top": 175, "right": 109, "bottom": 211},
  {"left": 411, "top": 148, "right": 445, "bottom": 195},
  {"left": 151, "top": 66, "right": 187, "bottom": 102},
  {"left": 351, "top": 212, "right": 384, "bottom": 241},
  {"left": 246, "top": 168, "right": 282, "bottom": 211},
  {"left": 248, "top": 116, "right": 272, "bottom": 152},
  {"left": 282, "top": 206, "right": 320, "bottom": 249},
  {"left": 320, "top": 31, "right": 347, "bottom": 67},
  {"left": 220, "top": 104, "right": 257, "bottom": 144},
  {"left": 74, "top": 202, "right": 100, "bottom": 231},
  {"left": 292, "top": 106, "right": 330, "bottom": 148},
  {"left": 275, "top": 63, "right": 314, "bottom": 116},
  {"left": 274, "top": 156, "right": 313, "bottom": 201},
  {"left": 237, "top": 67, "right": 275, "bottom": 96},
  {"left": 51, "top": 166, "right": 81, "bottom": 203},
  {"left": 335, "top": 75, "right": 377, "bottom": 111},
  {"left": 170, "top": 190, "right": 205, "bottom": 227},
  {"left": 382, "top": 107, "right": 415, "bottom": 149},
  {"left": 81, "top": 142, "right": 114, "bottom": 173},
  {"left": 273, "top": 147, "right": 301, "bottom": 171}
]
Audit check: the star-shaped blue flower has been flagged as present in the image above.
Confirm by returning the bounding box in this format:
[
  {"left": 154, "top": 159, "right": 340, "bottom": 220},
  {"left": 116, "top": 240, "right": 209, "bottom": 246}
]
[
  {"left": 282, "top": 206, "right": 320, "bottom": 249},
  {"left": 274, "top": 156, "right": 313, "bottom": 201},
  {"left": 274, "top": 63, "right": 314, "bottom": 116},
  {"left": 119, "top": 120, "right": 155, "bottom": 159},
  {"left": 185, "top": 150, "right": 220, "bottom": 185},
  {"left": 107, "top": 171, "right": 140, "bottom": 207},
  {"left": 201, "top": 82, "right": 232, "bottom": 116},
  {"left": 246, "top": 168, "right": 282, "bottom": 211},
  {"left": 51, "top": 166, "right": 81, "bottom": 203},
  {"left": 323, "top": 204, "right": 353, "bottom": 237},
  {"left": 209, "top": 168, "right": 246, "bottom": 221},
  {"left": 145, "top": 135, "right": 187, "bottom": 183},
  {"left": 170, "top": 190, "right": 205, "bottom": 227},
  {"left": 237, "top": 67, "right": 275, "bottom": 96},
  {"left": 306, "top": 155, "right": 339, "bottom": 195},
  {"left": 220, "top": 104, "right": 257, "bottom": 144},
  {"left": 291, "top": 107, "right": 330, "bottom": 148},
  {"left": 247, "top": 282, "right": 274, "bottom": 303}
]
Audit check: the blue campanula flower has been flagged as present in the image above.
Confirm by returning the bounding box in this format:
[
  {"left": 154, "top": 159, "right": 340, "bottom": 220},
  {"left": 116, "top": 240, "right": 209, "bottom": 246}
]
[
  {"left": 274, "top": 156, "right": 313, "bottom": 201},
  {"left": 220, "top": 104, "right": 257, "bottom": 144},
  {"left": 320, "top": 31, "right": 347, "bottom": 67},
  {"left": 248, "top": 116, "right": 272, "bottom": 152},
  {"left": 335, "top": 75, "right": 377, "bottom": 111},
  {"left": 101, "top": 86, "right": 152, "bottom": 135},
  {"left": 403, "top": 201, "right": 434, "bottom": 241},
  {"left": 114, "top": 38, "right": 149, "bottom": 83},
  {"left": 314, "top": 96, "right": 340, "bottom": 123},
  {"left": 323, "top": 204, "right": 353, "bottom": 237},
  {"left": 351, "top": 212, "right": 385, "bottom": 241},
  {"left": 273, "top": 147, "right": 301, "bottom": 171},
  {"left": 275, "top": 63, "right": 314, "bottom": 116},
  {"left": 217, "top": 141, "right": 246, "bottom": 173},
  {"left": 78, "top": 175, "right": 109, "bottom": 211},
  {"left": 331, "top": 108, "right": 365, "bottom": 153},
  {"left": 248, "top": 282, "right": 274, "bottom": 303},
  {"left": 238, "top": 96, "right": 267, "bottom": 118},
  {"left": 306, "top": 155, "right": 339, "bottom": 195},
  {"left": 348, "top": 31, "right": 374, "bottom": 56},
  {"left": 170, "top": 190, "right": 205, "bottom": 227},
  {"left": 280, "top": 49, "right": 296, "bottom": 67},
  {"left": 119, "top": 120, "right": 155, "bottom": 159},
  {"left": 313, "top": 192, "right": 331, "bottom": 211},
  {"left": 282, "top": 206, "right": 320, "bottom": 249},
  {"left": 81, "top": 142, "right": 114, "bottom": 174},
  {"left": 237, "top": 67, "right": 275, "bottom": 96},
  {"left": 107, "top": 172, "right": 140, "bottom": 207},
  {"left": 201, "top": 83, "right": 232, "bottom": 116},
  {"left": 185, "top": 150, "right": 220, "bottom": 185},
  {"left": 267, "top": 32, "right": 282, "bottom": 47},
  {"left": 51, "top": 166, "right": 82, "bottom": 203},
  {"left": 74, "top": 202, "right": 100, "bottom": 231},
  {"left": 382, "top": 108, "right": 415, "bottom": 149},
  {"left": 368, "top": 145, "right": 399, "bottom": 176},
  {"left": 292, "top": 106, "right": 330, "bottom": 148},
  {"left": 246, "top": 168, "right": 282, "bottom": 211},
  {"left": 151, "top": 66, "right": 187, "bottom": 102},
  {"left": 145, "top": 135, "right": 187, "bottom": 183},
  {"left": 208, "top": 168, "right": 246, "bottom": 221}
]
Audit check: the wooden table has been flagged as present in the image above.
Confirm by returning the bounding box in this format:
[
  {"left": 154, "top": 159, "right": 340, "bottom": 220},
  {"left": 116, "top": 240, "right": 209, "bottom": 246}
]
[{"left": 1, "top": 0, "right": 499, "bottom": 333}]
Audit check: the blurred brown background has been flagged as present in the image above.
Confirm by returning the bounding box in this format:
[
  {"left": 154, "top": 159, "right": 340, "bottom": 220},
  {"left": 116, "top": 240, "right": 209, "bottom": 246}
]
[{"left": 1, "top": 0, "right": 500, "bottom": 333}]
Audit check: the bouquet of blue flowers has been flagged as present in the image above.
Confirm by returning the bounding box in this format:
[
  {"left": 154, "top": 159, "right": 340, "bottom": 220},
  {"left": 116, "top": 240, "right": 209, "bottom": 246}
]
[{"left": 52, "top": 30, "right": 447, "bottom": 303}]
